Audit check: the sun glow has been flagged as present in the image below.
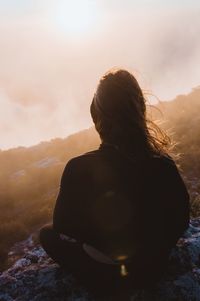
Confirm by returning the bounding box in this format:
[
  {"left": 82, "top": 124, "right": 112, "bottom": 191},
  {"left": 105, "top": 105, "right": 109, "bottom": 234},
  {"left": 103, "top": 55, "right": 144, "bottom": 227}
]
[{"left": 52, "top": 0, "right": 99, "bottom": 37}]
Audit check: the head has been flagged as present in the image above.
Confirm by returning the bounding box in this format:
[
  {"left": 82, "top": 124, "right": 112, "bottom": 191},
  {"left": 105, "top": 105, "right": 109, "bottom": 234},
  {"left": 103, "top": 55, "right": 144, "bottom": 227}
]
[{"left": 90, "top": 68, "right": 170, "bottom": 157}]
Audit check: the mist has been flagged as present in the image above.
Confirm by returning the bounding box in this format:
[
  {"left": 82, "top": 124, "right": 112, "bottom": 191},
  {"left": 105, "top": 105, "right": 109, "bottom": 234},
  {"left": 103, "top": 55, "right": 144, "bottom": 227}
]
[{"left": 0, "top": 0, "right": 200, "bottom": 149}]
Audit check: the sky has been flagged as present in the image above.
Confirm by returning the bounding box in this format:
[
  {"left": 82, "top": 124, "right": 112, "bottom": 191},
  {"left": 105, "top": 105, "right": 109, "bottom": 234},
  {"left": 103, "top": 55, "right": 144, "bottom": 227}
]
[{"left": 0, "top": 0, "right": 200, "bottom": 150}]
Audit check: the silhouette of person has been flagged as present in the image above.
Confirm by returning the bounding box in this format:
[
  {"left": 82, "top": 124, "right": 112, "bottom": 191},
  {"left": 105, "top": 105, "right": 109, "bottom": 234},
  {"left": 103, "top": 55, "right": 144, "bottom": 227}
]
[{"left": 39, "top": 69, "right": 190, "bottom": 297}]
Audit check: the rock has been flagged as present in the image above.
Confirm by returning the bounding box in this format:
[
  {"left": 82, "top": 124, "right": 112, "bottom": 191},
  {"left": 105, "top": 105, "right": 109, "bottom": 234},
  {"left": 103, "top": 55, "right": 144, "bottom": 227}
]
[{"left": 0, "top": 219, "right": 200, "bottom": 301}]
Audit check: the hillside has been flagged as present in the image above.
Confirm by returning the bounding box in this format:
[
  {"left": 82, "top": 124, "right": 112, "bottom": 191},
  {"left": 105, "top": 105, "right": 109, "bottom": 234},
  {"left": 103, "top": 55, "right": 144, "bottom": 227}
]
[
  {"left": 0, "top": 128, "right": 100, "bottom": 270},
  {"left": 0, "top": 87, "right": 200, "bottom": 271},
  {"left": 151, "top": 87, "right": 200, "bottom": 212},
  {"left": 154, "top": 86, "right": 200, "bottom": 179}
]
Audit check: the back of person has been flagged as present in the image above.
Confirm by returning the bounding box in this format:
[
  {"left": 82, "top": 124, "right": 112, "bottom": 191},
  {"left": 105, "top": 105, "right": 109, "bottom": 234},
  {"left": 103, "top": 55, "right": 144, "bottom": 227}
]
[
  {"left": 40, "top": 68, "right": 190, "bottom": 297},
  {"left": 53, "top": 141, "right": 189, "bottom": 287}
]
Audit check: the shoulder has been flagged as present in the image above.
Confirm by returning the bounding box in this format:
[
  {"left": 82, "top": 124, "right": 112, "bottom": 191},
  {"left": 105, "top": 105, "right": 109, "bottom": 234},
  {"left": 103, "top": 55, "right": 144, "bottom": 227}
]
[
  {"left": 62, "top": 149, "right": 101, "bottom": 174},
  {"left": 149, "top": 153, "right": 176, "bottom": 168},
  {"left": 67, "top": 149, "right": 100, "bottom": 165},
  {"left": 144, "top": 153, "right": 179, "bottom": 180}
]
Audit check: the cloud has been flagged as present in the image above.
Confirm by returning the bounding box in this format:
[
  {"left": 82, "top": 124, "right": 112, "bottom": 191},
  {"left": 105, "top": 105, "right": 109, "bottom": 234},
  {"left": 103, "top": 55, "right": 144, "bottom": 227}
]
[
  {"left": 0, "top": 88, "right": 91, "bottom": 150},
  {"left": 0, "top": 1, "right": 200, "bottom": 149}
]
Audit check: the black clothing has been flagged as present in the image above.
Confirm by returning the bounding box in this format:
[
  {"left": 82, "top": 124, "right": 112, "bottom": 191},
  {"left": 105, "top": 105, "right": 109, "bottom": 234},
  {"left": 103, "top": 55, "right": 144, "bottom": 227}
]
[
  {"left": 40, "top": 143, "right": 190, "bottom": 295},
  {"left": 40, "top": 224, "right": 139, "bottom": 297}
]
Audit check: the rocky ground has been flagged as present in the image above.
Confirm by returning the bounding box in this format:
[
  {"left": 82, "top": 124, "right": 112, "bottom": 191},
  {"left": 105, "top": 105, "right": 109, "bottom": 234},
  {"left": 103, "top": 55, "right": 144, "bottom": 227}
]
[{"left": 1, "top": 219, "right": 200, "bottom": 301}]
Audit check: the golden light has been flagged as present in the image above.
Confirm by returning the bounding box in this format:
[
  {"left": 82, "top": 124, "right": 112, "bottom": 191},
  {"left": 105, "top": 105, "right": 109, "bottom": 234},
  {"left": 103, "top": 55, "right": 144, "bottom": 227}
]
[
  {"left": 120, "top": 264, "right": 129, "bottom": 277},
  {"left": 52, "top": 0, "right": 99, "bottom": 37}
]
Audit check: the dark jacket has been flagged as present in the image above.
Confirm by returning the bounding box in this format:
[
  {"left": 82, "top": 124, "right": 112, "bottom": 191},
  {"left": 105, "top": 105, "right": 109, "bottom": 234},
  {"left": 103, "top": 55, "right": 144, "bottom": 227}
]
[{"left": 53, "top": 142, "right": 190, "bottom": 277}]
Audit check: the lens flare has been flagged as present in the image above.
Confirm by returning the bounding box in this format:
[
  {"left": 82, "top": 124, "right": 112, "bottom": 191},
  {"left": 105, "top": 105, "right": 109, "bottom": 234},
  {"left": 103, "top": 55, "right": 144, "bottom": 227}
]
[{"left": 120, "top": 264, "right": 129, "bottom": 277}]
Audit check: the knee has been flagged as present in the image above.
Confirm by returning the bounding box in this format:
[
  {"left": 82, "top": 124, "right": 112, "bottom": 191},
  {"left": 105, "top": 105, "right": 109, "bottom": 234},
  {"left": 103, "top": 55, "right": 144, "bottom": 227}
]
[{"left": 39, "top": 224, "right": 54, "bottom": 246}]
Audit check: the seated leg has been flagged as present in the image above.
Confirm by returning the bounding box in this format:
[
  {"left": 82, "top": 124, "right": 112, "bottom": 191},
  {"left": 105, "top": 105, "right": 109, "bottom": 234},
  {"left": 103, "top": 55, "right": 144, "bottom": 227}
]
[{"left": 39, "top": 224, "right": 124, "bottom": 297}]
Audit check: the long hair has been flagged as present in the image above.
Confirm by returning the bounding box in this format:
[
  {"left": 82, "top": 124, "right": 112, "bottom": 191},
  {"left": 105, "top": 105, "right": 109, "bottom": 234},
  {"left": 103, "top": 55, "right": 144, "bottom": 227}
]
[{"left": 90, "top": 68, "right": 171, "bottom": 158}]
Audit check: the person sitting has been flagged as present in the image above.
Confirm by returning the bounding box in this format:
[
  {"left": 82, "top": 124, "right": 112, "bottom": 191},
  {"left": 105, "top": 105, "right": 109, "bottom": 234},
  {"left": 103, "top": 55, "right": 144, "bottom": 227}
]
[{"left": 39, "top": 69, "right": 190, "bottom": 297}]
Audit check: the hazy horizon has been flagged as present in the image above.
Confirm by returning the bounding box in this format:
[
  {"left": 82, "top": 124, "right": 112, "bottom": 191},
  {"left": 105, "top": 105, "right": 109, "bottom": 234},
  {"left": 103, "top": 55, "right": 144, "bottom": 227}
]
[{"left": 1, "top": 0, "right": 200, "bottom": 150}]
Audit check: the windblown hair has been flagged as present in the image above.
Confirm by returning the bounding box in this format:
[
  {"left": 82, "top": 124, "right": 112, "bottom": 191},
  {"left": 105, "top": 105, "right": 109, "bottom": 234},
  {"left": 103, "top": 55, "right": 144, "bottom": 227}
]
[{"left": 90, "top": 68, "right": 171, "bottom": 158}]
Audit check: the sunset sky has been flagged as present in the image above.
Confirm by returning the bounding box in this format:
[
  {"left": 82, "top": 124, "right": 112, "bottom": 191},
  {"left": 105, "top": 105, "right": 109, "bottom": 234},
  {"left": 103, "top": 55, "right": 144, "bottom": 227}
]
[{"left": 0, "top": 0, "right": 200, "bottom": 150}]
